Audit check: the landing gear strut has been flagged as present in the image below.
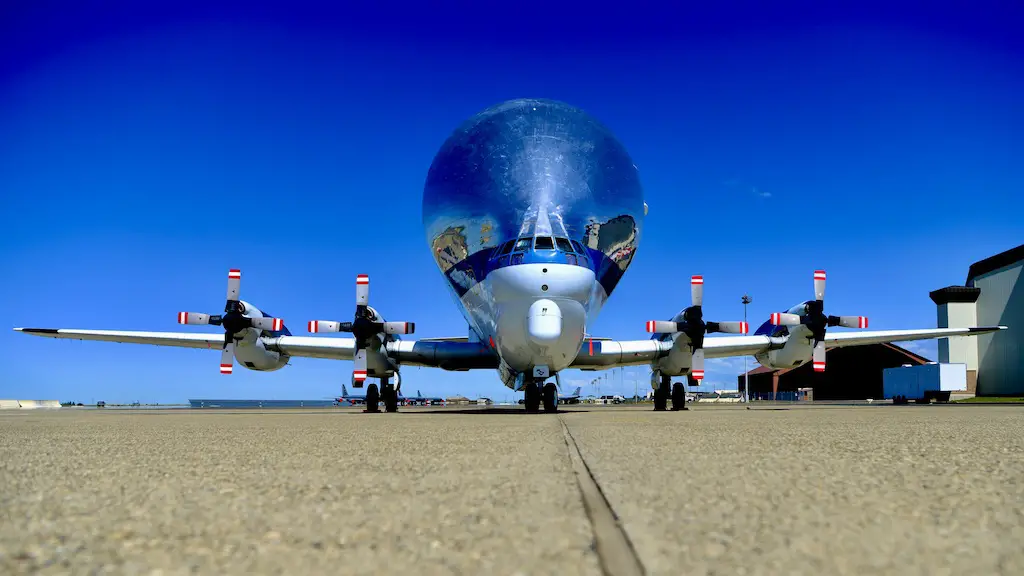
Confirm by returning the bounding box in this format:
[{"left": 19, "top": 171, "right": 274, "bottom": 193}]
[
  {"left": 364, "top": 383, "right": 380, "bottom": 413},
  {"left": 524, "top": 380, "right": 541, "bottom": 412},
  {"left": 542, "top": 382, "right": 558, "bottom": 413}
]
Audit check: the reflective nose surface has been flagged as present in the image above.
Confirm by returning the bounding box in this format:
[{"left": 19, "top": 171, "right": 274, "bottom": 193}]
[{"left": 527, "top": 299, "right": 562, "bottom": 346}]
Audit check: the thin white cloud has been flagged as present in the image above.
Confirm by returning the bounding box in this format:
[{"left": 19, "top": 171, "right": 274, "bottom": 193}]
[{"left": 753, "top": 187, "right": 772, "bottom": 198}]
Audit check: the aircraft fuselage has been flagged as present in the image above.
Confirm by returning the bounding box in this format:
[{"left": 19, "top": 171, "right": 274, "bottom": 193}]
[{"left": 422, "top": 99, "right": 645, "bottom": 389}]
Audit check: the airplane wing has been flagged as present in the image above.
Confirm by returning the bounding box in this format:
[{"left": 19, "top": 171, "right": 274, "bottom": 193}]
[
  {"left": 14, "top": 328, "right": 361, "bottom": 360},
  {"left": 822, "top": 326, "right": 1006, "bottom": 348},
  {"left": 14, "top": 325, "right": 1007, "bottom": 371},
  {"left": 15, "top": 328, "right": 227, "bottom": 350},
  {"left": 569, "top": 327, "right": 1006, "bottom": 369}
]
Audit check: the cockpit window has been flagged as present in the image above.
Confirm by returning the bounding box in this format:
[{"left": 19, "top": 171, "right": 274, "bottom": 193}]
[
  {"left": 555, "top": 238, "right": 573, "bottom": 252},
  {"left": 498, "top": 240, "right": 515, "bottom": 256},
  {"left": 513, "top": 238, "right": 531, "bottom": 252},
  {"left": 571, "top": 240, "right": 586, "bottom": 254},
  {"left": 534, "top": 236, "right": 555, "bottom": 250}
]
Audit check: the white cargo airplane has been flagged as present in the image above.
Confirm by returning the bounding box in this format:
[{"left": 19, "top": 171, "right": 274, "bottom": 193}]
[{"left": 15, "top": 99, "right": 1006, "bottom": 413}]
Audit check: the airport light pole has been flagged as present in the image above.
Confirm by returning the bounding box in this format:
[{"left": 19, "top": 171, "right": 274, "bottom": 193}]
[{"left": 742, "top": 294, "right": 752, "bottom": 403}]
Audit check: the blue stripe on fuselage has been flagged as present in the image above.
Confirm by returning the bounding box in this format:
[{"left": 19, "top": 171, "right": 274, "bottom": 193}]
[{"left": 441, "top": 241, "right": 624, "bottom": 298}]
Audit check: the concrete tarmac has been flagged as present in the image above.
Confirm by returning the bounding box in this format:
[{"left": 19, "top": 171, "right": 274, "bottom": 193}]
[{"left": 1, "top": 405, "right": 1022, "bottom": 575}]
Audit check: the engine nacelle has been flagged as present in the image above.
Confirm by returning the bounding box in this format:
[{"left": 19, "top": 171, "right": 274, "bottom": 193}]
[
  {"left": 755, "top": 327, "right": 813, "bottom": 370},
  {"left": 233, "top": 300, "right": 289, "bottom": 372}
]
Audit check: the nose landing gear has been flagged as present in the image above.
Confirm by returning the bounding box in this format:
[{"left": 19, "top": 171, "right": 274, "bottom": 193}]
[{"left": 523, "top": 379, "right": 559, "bottom": 413}]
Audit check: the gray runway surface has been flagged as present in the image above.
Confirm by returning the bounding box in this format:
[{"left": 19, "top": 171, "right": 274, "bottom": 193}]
[{"left": 1, "top": 405, "right": 1022, "bottom": 575}]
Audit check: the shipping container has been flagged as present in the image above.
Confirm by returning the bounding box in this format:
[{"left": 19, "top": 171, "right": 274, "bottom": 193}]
[{"left": 882, "top": 363, "right": 967, "bottom": 404}]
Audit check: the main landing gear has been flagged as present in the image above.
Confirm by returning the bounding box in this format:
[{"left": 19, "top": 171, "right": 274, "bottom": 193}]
[
  {"left": 524, "top": 380, "right": 558, "bottom": 413},
  {"left": 653, "top": 374, "right": 688, "bottom": 411},
  {"left": 362, "top": 377, "right": 400, "bottom": 413}
]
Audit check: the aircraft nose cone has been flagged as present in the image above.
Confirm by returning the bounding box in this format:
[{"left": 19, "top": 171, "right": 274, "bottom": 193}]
[{"left": 527, "top": 299, "right": 562, "bottom": 346}]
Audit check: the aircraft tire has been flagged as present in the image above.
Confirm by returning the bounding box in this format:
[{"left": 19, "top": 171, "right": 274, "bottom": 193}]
[
  {"left": 671, "top": 382, "right": 688, "bottom": 411},
  {"left": 364, "top": 384, "right": 381, "bottom": 413},
  {"left": 542, "top": 383, "right": 558, "bottom": 413},
  {"left": 524, "top": 381, "right": 541, "bottom": 413},
  {"left": 382, "top": 382, "right": 399, "bottom": 413},
  {"left": 654, "top": 376, "right": 669, "bottom": 411}
]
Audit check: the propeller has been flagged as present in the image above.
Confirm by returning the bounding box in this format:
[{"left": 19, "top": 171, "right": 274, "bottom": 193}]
[
  {"left": 769, "top": 269, "right": 868, "bottom": 372},
  {"left": 307, "top": 274, "right": 415, "bottom": 385},
  {"left": 177, "top": 269, "right": 284, "bottom": 375},
  {"left": 645, "top": 275, "right": 749, "bottom": 380}
]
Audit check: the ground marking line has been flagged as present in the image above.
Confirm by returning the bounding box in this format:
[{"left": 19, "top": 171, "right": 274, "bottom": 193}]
[{"left": 559, "top": 417, "right": 646, "bottom": 576}]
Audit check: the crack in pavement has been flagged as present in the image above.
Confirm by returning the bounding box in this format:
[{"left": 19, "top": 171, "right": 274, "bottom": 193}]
[{"left": 560, "top": 416, "right": 646, "bottom": 576}]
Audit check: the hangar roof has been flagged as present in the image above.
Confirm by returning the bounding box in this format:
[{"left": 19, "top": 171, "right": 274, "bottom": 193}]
[{"left": 967, "top": 243, "right": 1024, "bottom": 285}]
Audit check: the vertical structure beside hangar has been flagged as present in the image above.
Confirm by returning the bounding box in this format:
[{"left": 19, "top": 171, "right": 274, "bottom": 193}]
[{"left": 931, "top": 243, "right": 1023, "bottom": 396}]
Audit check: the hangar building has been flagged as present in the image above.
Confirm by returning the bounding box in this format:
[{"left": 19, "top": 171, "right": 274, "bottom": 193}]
[
  {"left": 738, "top": 343, "right": 931, "bottom": 401},
  {"left": 930, "top": 243, "right": 1022, "bottom": 396}
]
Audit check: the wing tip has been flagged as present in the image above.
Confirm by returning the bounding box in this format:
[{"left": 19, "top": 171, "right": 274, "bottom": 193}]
[{"left": 14, "top": 328, "right": 60, "bottom": 334}]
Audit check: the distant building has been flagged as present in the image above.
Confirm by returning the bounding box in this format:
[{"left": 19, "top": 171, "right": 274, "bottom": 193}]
[
  {"left": 930, "top": 243, "right": 1022, "bottom": 396},
  {"left": 738, "top": 343, "right": 931, "bottom": 400}
]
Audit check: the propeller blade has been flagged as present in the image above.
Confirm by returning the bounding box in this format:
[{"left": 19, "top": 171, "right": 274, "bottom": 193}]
[
  {"left": 812, "top": 340, "right": 826, "bottom": 372},
  {"left": 177, "top": 312, "right": 211, "bottom": 326},
  {"left": 690, "top": 275, "right": 704, "bottom": 307},
  {"left": 250, "top": 317, "right": 284, "bottom": 332},
  {"left": 226, "top": 269, "right": 241, "bottom": 302},
  {"left": 834, "top": 316, "right": 869, "bottom": 329},
  {"left": 645, "top": 320, "right": 679, "bottom": 333},
  {"left": 353, "top": 348, "right": 368, "bottom": 383},
  {"left": 814, "top": 270, "right": 826, "bottom": 302},
  {"left": 382, "top": 321, "right": 415, "bottom": 335},
  {"left": 220, "top": 341, "right": 234, "bottom": 375},
  {"left": 307, "top": 320, "right": 342, "bottom": 333},
  {"left": 770, "top": 312, "right": 802, "bottom": 326},
  {"left": 710, "top": 321, "right": 749, "bottom": 334},
  {"left": 691, "top": 348, "right": 705, "bottom": 380},
  {"left": 356, "top": 274, "right": 369, "bottom": 306}
]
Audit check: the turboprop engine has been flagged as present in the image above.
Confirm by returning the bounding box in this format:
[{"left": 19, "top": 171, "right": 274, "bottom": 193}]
[{"left": 177, "top": 269, "right": 290, "bottom": 373}]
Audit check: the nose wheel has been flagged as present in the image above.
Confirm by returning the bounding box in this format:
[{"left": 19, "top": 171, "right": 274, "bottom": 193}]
[{"left": 542, "top": 382, "right": 558, "bottom": 413}]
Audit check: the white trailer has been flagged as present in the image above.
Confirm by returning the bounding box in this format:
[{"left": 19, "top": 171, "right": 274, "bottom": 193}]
[{"left": 883, "top": 363, "right": 967, "bottom": 404}]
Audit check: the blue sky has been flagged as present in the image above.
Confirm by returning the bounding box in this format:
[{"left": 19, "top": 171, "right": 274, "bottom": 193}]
[{"left": 2, "top": 1, "right": 1021, "bottom": 403}]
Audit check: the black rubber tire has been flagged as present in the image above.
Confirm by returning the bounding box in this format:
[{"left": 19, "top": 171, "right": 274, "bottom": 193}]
[
  {"left": 524, "top": 381, "right": 541, "bottom": 413},
  {"left": 382, "top": 383, "right": 399, "bottom": 413},
  {"left": 653, "top": 379, "right": 668, "bottom": 411},
  {"left": 542, "top": 383, "right": 558, "bottom": 413},
  {"left": 364, "top": 384, "right": 380, "bottom": 413},
  {"left": 671, "top": 382, "right": 688, "bottom": 411}
]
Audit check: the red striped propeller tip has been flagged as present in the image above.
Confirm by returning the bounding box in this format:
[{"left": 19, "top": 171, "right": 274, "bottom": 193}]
[
  {"left": 740, "top": 321, "right": 749, "bottom": 334},
  {"left": 813, "top": 362, "right": 826, "bottom": 372},
  {"left": 177, "top": 312, "right": 187, "bottom": 324},
  {"left": 272, "top": 318, "right": 283, "bottom": 331},
  {"left": 770, "top": 312, "right": 781, "bottom": 325},
  {"left": 228, "top": 269, "right": 241, "bottom": 279},
  {"left": 220, "top": 363, "right": 233, "bottom": 374},
  {"left": 691, "top": 370, "right": 705, "bottom": 380},
  {"left": 691, "top": 275, "right": 704, "bottom": 284},
  {"left": 814, "top": 270, "right": 826, "bottom": 280},
  {"left": 356, "top": 274, "right": 369, "bottom": 284},
  {"left": 859, "top": 317, "right": 869, "bottom": 328},
  {"left": 308, "top": 320, "right": 318, "bottom": 333},
  {"left": 645, "top": 320, "right": 656, "bottom": 332}
]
